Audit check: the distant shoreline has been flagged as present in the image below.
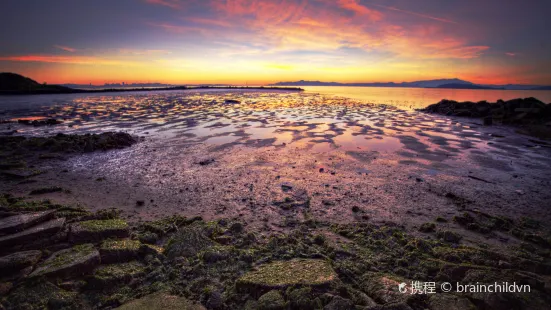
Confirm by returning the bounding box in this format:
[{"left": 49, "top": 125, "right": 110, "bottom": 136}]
[{"left": 0, "top": 85, "right": 304, "bottom": 96}]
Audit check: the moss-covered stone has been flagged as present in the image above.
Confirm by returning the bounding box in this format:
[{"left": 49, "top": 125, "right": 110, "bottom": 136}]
[
  {"left": 164, "top": 224, "right": 215, "bottom": 259},
  {"left": 428, "top": 294, "right": 476, "bottom": 310},
  {"left": 4, "top": 279, "right": 78, "bottom": 310},
  {"left": 0, "top": 250, "right": 42, "bottom": 275},
  {"left": 88, "top": 261, "right": 146, "bottom": 289},
  {"left": 257, "top": 290, "right": 287, "bottom": 310},
  {"left": 287, "top": 287, "right": 323, "bottom": 309},
  {"left": 116, "top": 291, "right": 206, "bottom": 310},
  {"left": 70, "top": 219, "right": 129, "bottom": 243},
  {"left": 30, "top": 243, "right": 99, "bottom": 279},
  {"left": 237, "top": 259, "right": 337, "bottom": 292},
  {"left": 100, "top": 239, "right": 142, "bottom": 263},
  {"left": 436, "top": 230, "right": 462, "bottom": 243},
  {"left": 419, "top": 222, "right": 436, "bottom": 233}
]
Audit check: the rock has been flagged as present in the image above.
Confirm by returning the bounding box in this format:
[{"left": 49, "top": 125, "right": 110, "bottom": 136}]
[
  {"left": 4, "top": 280, "right": 78, "bottom": 310},
  {"left": 419, "top": 223, "right": 436, "bottom": 233},
  {"left": 436, "top": 230, "right": 462, "bottom": 243},
  {"left": 29, "top": 243, "right": 100, "bottom": 278},
  {"left": 224, "top": 99, "right": 241, "bottom": 104},
  {"left": 428, "top": 294, "right": 476, "bottom": 310},
  {"left": 70, "top": 219, "right": 129, "bottom": 243},
  {"left": 0, "top": 281, "right": 13, "bottom": 296},
  {"left": 257, "top": 290, "right": 286, "bottom": 310},
  {"left": 361, "top": 273, "right": 412, "bottom": 305},
  {"left": 116, "top": 291, "right": 206, "bottom": 310},
  {"left": 0, "top": 250, "right": 42, "bottom": 275},
  {"left": 99, "top": 239, "right": 142, "bottom": 263},
  {"left": 237, "top": 259, "right": 337, "bottom": 292},
  {"left": 164, "top": 225, "right": 215, "bottom": 259},
  {"left": 287, "top": 287, "right": 323, "bottom": 309},
  {"left": 0, "top": 210, "right": 55, "bottom": 234},
  {"left": 87, "top": 261, "right": 146, "bottom": 289},
  {"left": 0, "top": 217, "right": 65, "bottom": 249},
  {"left": 324, "top": 296, "right": 354, "bottom": 310},
  {"left": 483, "top": 116, "right": 493, "bottom": 126},
  {"left": 352, "top": 206, "right": 361, "bottom": 213}
]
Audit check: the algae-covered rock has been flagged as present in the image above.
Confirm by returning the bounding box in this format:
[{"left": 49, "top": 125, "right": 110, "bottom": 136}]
[
  {"left": 428, "top": 294, "right": 476, "bottom": 310},
  {"left": 0, "top": 210, "right": 55, "bottom": 234},
  {"left": 29, "top": 243, "right": 99, "bottom": 278},
  {"left": 100, "top": 239, "right": 142, "bottom": 263},
  {"left": 257, "top": 290, "right": 287, "bottom": 310},
  {"left": 4, "top": 279, "right": 78, "bottom": 310},
  {"left": 323, "top": 296, "right": 354, "bottom": 310},
  {"left": 237, "top": 259, "right": 337, "bottom": 292},
  {"left": 164, "top": 224, "right": 215, "bottom": 259},
  {"left": 87, "top": 261, "right": 146, "bottom": 289},
  {"left": 116, "top": 291, "right": 206, "bottom": 310},
  {"left": 361, "top": 273, "right": 408, "bottom": 305},
  {"left": 0, "top": 217, "right": 65, "bottom": 248},
  {"left": 287, "top": 286, "right": 323, "bottom": 309},
  {"left": 0, "top": 250, "right": 41, "bottom": 275},
  {"left": 70, "top": 219, "right": 129, "bottom": 243}
]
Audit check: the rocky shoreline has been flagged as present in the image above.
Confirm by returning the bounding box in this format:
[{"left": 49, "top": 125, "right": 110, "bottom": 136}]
[
  {"left": 1, "top": 194, "right": 550, "bottom": 310},
  {"left": 420, "top": 97, "right": 551, "bottom": 139},
  {"left": 0, "top": 133, "right": 550, "bottom": 309}
]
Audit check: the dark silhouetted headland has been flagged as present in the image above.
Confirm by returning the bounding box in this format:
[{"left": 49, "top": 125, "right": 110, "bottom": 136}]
[{"left": 0, "top": 73, "right": 304, "bottom": 95}]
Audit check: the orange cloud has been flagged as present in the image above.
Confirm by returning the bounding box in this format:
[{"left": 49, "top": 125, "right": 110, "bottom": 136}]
[{"left": 337, "top": 0, "right": 383, "bottom": 21}]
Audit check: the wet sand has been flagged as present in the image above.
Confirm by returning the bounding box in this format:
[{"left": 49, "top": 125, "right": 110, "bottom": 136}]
[{"left": 2, "top": 90, "right": 550, "bottom": 249}]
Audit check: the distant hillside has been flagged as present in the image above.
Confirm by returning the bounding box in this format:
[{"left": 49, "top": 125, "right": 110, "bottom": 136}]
[
  {"left": 436, "top": 83, "right": 503, "bottom": 90},
  {"left": 532, "top": 86, "right": 551, "bottom": 90},
  {"left": 0, "top": 72, "right": 75, "bottom": 94},
  {"left": 272, "top": 79, "right": 551, "bottom": 90}
]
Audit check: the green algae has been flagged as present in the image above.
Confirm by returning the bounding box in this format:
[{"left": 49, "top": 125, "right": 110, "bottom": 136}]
[
  {"left": 79, "top": 219, "right": 128, "bottom": 232},
  {"left": 238, "top": 259, "right": 337, "bottom": 289}
]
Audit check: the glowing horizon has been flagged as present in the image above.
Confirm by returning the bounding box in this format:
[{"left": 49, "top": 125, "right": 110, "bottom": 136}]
[{"left": 1, "top": 0, "right": 550, "bottom": 85}]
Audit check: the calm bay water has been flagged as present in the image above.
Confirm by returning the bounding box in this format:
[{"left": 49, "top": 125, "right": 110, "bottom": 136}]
[{"left": 303, "top": 86, "right": 551, "bottom": 109}]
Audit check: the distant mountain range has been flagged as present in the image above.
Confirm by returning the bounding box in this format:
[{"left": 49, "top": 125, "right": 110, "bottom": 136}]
[{"left": 271, "top": 79, "right": 551, "bottom": 90}]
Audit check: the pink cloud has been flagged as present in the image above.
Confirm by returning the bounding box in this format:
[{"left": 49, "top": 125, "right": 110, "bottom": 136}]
[
  {"left": 54, "top": 45, "right": 77, "bottom": 52},
  {"left": 372, "top": 4, "right": 457, "bottom": 24},
  {"left": 506, "top": 52, "right": 517, "bottom": 57},
  {"left": 144, "top": 0, "right": 183, "bottom": 9},
  {"left": 0, "top": 55, "right": 133, "bottom": 66}
]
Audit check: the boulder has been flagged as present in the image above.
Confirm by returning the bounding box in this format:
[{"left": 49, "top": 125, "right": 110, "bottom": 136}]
[
  {"left": 3, "top": 280, "right": 78, "bottom": 310},
  {"left": 257, "top": 290, "right": 286, "bottom": 310},
  {"left": 428, "top": 294, "right": 476, "bottom": 310},
  {"left": 323, "top": 296, "right": 354, "bottom": 310},
  {"left": 87, "top": 261, "right": 146, "bottom": 289},
  {"left": 0, "top": 250, "right": 42, "bottom": 275},
  {"left": 99, "top": 239, "right": 142, "bottom": 263},
  {"left": 164, "top": 225, "right": 215, "bottom": 259},
  {"left": 29, "top": 243, "right": 100, "bottom": 279},
  {"left": 0, "top": 217, "right": 65, "bottom": 249},
  {"left": 237, "top": 259, "right": 337, "bottom": 293},
  {"left": 0, "top": 210, "right": 55, "bottom": 234},
  {"left": 70, "top": 219, "right": 129, "bottom": 243},
  {"left": 116, "top": 291, "right": 206, "bottom": 310}
]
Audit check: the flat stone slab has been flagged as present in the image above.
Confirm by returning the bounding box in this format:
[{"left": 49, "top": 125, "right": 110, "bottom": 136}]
[
  {"left": 70, "top": 219, "right": 129, "bottom": 243},
  {"left": 0, "top": 250, "right": 42, "bottom": 274},
  {"left": 237, "top": 259, "right": 337, "bottom": 291},
  {"left": 99, "top": 239, "right": 142, "bottom": 263},
  {"left": 0, "top": 217, "right": 65, "bottom": 248},
  {"left": 29, "top": 243, "right": 100, "bottom": 279},
  {"left": 116, "top": 292, "right": 206, "bottom": 310},
  {"left": 0, "top": 210, "right": 55, "bottom": 234}
]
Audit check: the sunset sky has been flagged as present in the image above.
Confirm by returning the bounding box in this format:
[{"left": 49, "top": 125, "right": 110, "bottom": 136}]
[{"left": 1, "top": 0, "right": 550, "bottom": 85}]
